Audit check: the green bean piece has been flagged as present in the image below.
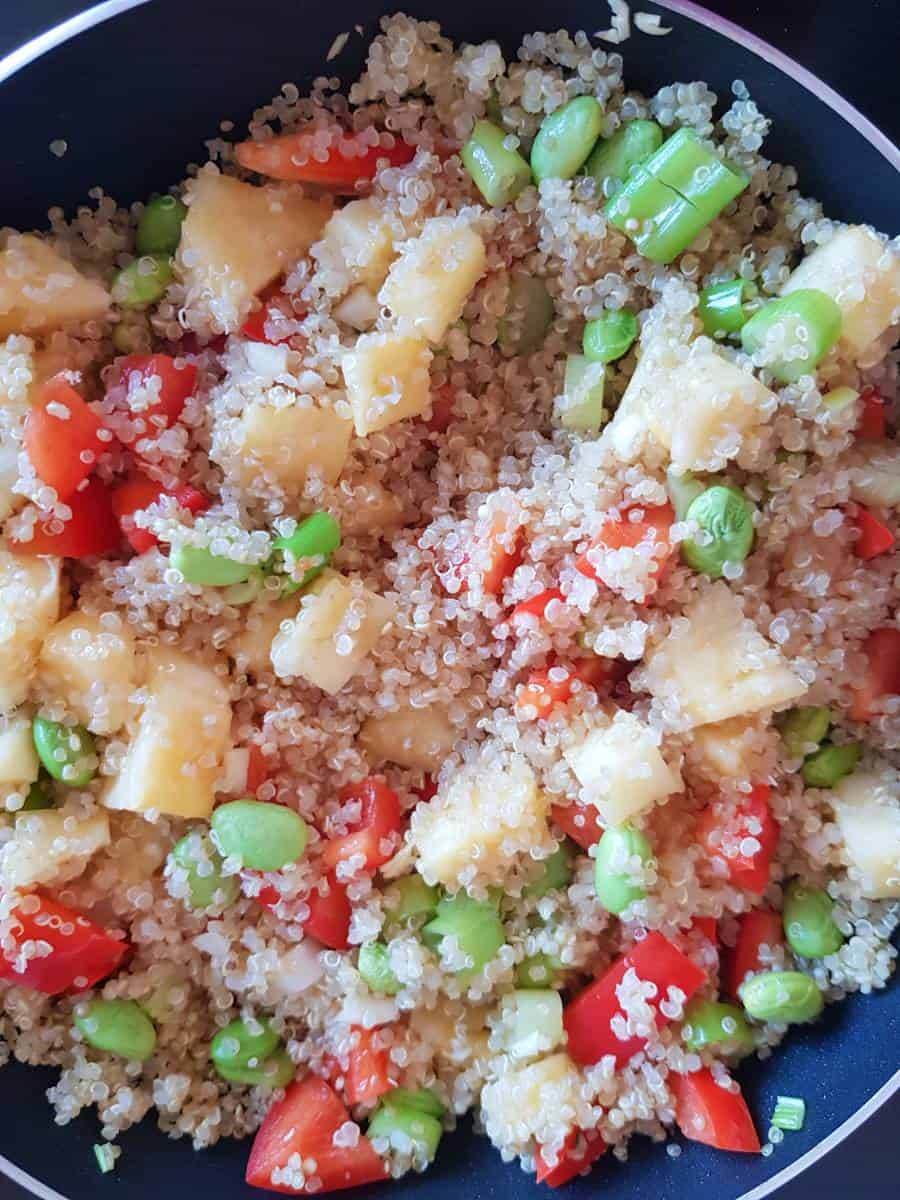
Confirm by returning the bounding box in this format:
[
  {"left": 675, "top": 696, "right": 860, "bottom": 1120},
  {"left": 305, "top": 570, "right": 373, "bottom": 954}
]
[
  {"left": 666, "top": 468, "right": 705, "bottom": 521},
  {"left": 211, "top": 800, "right": 308, "bottom": 871},
  {"left": 558, "top": 354, "right": 606, "bottom": 432},
  {"left": 698, "top": 278, "right": 758, "bottom": 337},
  {"left": 170, "top": 544, "right": 255, "bottom": 587},
  {"left": 358, "top": 942, "right": 402, "bottom": 995},
  {"left": 75, "top": 999, "right": 157, "bottom": 1061},
  {"left": 170, "top": 831, "right": 240, "bottom": 911},
  {"left": 498, "top": 274, "right": 554, "bottom": 356},
  {"left": 524, "top": 841, "right": 576, "bottom": 899},
  {"left": 801, "top": 742, "right": 862, "bottom": 788},
  {"left": 136, "top": 195, "right": 188, "bottom": 256},
  {"left": 584, "top": 119, "right": 663, "bottom": 191},
  {"left": 531, "top": 96, "right": 604, "bottom": 183},
  {"left": 681, "top": 484, "right": 756, "bottom": 579},
  {"left": 214, "top": 1045, "right": 295, "bottom": 1088},
  {"left": 681, "top": 998, "right": 755, "bottom": 1053},
  {"left": 594, "top": 824, "right": 653, "bottom": 914},
  {"left": 782, "top": 881, "right": 845, "bottom": 959},
  {"left": 741, "top": 289, "right": 842, "bottom": 383},
  {"left": 20, "top": 777, "right": 54, "bottom": 811},
  {"left": 582, "top": 310, "right": 638, "bottom": 363},
  {"left": 111, "top": 254, "right": 174, "bottom": 308},
  {"left": 32, "top": 717, "right": 97, "bottom": 787},
  {"left": 271, "top": 512, "right": 341, "bottom": 596},
  {"left": 368, "top": 1101, "right": 443, "bottom": 1163},
  {"left": 515, "top": 953, "right": 563, "bottom": 989},
  {"left": 422, "top": 892, "right": 504, "bottom": 977},
  {"left": 779, "top": 707, "right": 832, "bottom": 760},
  {"left": 384, "top": 875, "right": 440, "bottom": 923},
  {"left": 461, "top": 121, "right": 532, "bottom": 207},
  {"left": 739, "top": 970, "right": 824, "bottom": 1025}
]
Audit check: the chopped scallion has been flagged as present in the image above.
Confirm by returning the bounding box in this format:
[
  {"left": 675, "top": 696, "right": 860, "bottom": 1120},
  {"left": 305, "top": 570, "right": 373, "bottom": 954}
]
[{"left": 771, "top": 1095, "right": 806, "bottom": 1131}]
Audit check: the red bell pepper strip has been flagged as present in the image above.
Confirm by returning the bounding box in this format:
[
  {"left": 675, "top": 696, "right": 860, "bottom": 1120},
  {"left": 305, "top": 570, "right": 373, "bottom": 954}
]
[
  {"left": 550, "top": 801, "right": 604, "bottom": 851},
  {"left": 849, "top": 626, "right": 900, "bottom": 721},
  {"left": 110, "top": 472, "right": 209, "bottom": 554},
  {"left": 245, "top": 1075, "right": 388, "bottom": 1194},
  {"left": 576, "top": 503, "right": 675, "bottom": 595},
  {"left": 24, "top": 375, "right": 111, "bottom": 501},
  {"left": 853, "top": 504, "right": 895, "bottom": 560},
  {"left": 670, "top": 1068, "right": 761, "bottom": 1153},
  {"left": 0, "top": 895, "right": 127, "bottom": 995},
  {"left": 322, "top": 778, "right": 402, "bottom": 874},
  {"left": 114, "top": 353, "right": 198, "bottom": 448},
  {"left": 857, "top": 386, "right": 886, "bottom": 441},
  {"left": 13, "top": 476, "right": 121, "bottom": 559},
  {"left": 302, "top": 874, "right": 352, "bottom": 951},
  {"left": 535, "top": 1129, "right": 607, "bottom": 1187},
  {"left": 236, "top": 128, "right": 415, "bottom": 192},
  {"left": 723, "top": 908, "right": 785, "bottom": 1001},
  {"left": 697, "top": 784, "right": 779, "bottom": 896},
  {"left": 343, "top": 1027, "right": 396, "bottom": 1107},
  {"left": 563, "top": 931, "right": 706, "bottom": 1066}
]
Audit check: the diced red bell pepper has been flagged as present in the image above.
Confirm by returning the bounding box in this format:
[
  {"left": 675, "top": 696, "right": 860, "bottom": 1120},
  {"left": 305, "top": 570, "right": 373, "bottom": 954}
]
[
  {"left": 414, "top": 775, "right": 438, "bottom": 803},
  {"left": 550, "top": 801, "right": 604, "bottom": 851},
  {"left": 535, "top": 1129, "right": 607, "bottom": 1187},
  {"left": 0, "top": 895, "right": 127, "bottom": 996},
  {"left": 302, "top": 874, "right": 352, "bottom": 950},
  {"left": 236, "top": 129, "right": 416, "bottom": 193},
  {"left": 13, "top": 476, "right": 121, "bottom": 559},
  {"left": 515, "top": 655, "right": 626, "bottom": 721},
  {"left": 689, "top": 917, "right": 718, "bottom": 945},
  {"left": 670, "top": 1068, "right": 761, "bottom": 1153},
  {"left": 425, "top": 385, "right": 456, "bottom": 434},
  {"left": 576, "top": 503, "right": 675, "bottom": 596},
  {"left": 322, "top": 778, "right": 402, "bottom": 874},
  {"left": 563, "top": 931, "right": 706, "bottom": 1067},
  {"left": 723, "top": 908, "right": 785, "bottom": 1001},
  {"left": 858, "top": 386, "right": 887, "bottom": 441},
  {"left": 444, "top": 512, "right": 524, "bottom": 598},
  {"left": 509, "top": 588, "right": 565, "bottom": 625},
  {"left": 115, "top": 353, "right": 198, "bottom": 448},
  {"left": 343, "top": 1027, "right": 396, "bottom": 1107},
  {"left": 24, "top": 375, "right": 110, "bottom": 501},
  {"left": 698, "top": 784, "right": 778, "bottom": 896},
  {"left": 110, "top": 471, "right": 209, "bottom": 554},
  {"left": 241, "top": 280, "right": 303, "bottom": 345},
  {"left": 853, "top": 504, "right": 895, "bottom": 560},
  {"left": 246, "top": 743, "right": 270, "bottom": 795},
  {"left": 849, "top": 626, "right": 900, "bottom": 721},
  {"left": 245, "top": 1075, "right": 388, "bottom": 1194}
]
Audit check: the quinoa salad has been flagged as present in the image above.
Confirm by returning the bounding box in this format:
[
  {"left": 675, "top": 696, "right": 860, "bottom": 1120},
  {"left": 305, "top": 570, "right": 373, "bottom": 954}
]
[{"left": 0, "top": 9, "right": 899, "bottom": 1193}]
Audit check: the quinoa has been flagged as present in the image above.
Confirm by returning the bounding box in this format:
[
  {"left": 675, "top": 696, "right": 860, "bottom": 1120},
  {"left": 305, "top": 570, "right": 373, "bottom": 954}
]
[{"left": 0, "top": 8, "right": 898, "bottom": 1190}]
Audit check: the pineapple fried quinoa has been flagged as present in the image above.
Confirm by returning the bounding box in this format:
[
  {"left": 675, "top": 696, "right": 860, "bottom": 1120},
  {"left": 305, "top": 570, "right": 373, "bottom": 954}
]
[{"left": 0, "top": 9, "right": 899, "bottom": 1192}]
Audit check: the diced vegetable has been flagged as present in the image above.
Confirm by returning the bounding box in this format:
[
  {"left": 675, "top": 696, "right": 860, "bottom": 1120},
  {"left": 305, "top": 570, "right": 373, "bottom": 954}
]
[
  {"left": 32, "top": 716, "right": 96, "bottom": 786},
  {"left": 342, "top": 332, "right": 433, "bottom": 436},
  {"left": 550, "top": 800, "right": 604, "bottom": 850},
  {"left": 682, "top": 484, "right": 756, "bottom": 579},
  {"left": 858, "top": 386, "right": 887, "bottom": 440},
  {"left": 498, "top": 274, "right": 554, "bottom": 356},
  {"left": 112, "top": 254, "right": 173, "bottom": 308},
  {"left": 509, "top": 588, "right": 565, "bottom": 625},
  {"left": 171, "top": 544, "right": 254, "bottom": 587},
  {"left": 302, "top": 874, "right": 353, "bottom": 950},
  {"left": 582, "top": 310, "right": 638, "bottom": 363},
  {"left": 423, "top": 892, "right": 505, "bottom": 977},
  {"left": 13, "top": 476, "right": 121, "bottom": 559},
  {"left": 830, "top": 770, "right": 900, "bottom": 899},
  {"left": 212, "top": 800, "right": 308, "bottom": 871},
  {"left": 136, "top": 194, "right": 188, "bottom": 255},
  {"left": 556, "top": 354, "right": 607, "bottom": 432},
  {"left": 322, "top": 776, "right": 402, "bottom": 873},
  {"left": 211, "top": 1018, "right": 293, "bottom": 1088},
  {"left": 170, "top": 831, "right": 240, "bottom": 911},
  {"left": 0, "top": 895, "right": 126, "bottom": 995},
  {"left": 114, "top": 352, "right": 197, "bottom": 448},
  {"left": 771, "top": 1096, "right": 806, "bottom": 1132},
  {"left": 740, "top": 289, "right": 842, "bottom": 383},
  {"left": 576, "top": 502, "right": 674, "bottom": 599},
  {"left": 75, "top": 998, "right": 156, "bottom": 1061},
  {"left": 779, "top": 706, "right": 831, "bottom": 760},
  {"left": 93, "top": 1144, "right": 118, "bottom": 1174},
  {"left": 852, "top": 504, "right": 895, "bottom": 560},
  {"left": 524, "top": 841, "right": 575, "bottom": 899},
  {"left": 535, "top": 1129, "right": 607, "bottom": 1188},
  {"left": 383, "top": 875, "right": 440, "bottom": 923},
  {"left": 681, "top": 998, "right": 755, "bottom": 1053},
  {"left": 531, "top": 97, "right": 604, "bottom": 182},
  {"left": 516, "top": 953, "right": 563, "bottom": 989},
  {"left": 514, "top": 656, "right": 621, "bottom": 721},
  {"left": 24, "top": 375, "right": 109, "bottom": 500},
  {"left": 584, "top": 119, "right": 662, "bottom": 190},
  {"left": 849, "top": 627, "right": 900, "bottom": 721},
  {"left": 593, "top": 824, "right": 653, "bottom": 914},
  {"left": 240, "top": 279, "right": 301, "bottom": 344},
  {"left": 368, "top": 1098, "right": 443, "bottom": 1163},
  {"left": 670, "top": 1068, "right": 760, "bottom": 1153},
  {"left": 698, "top": 278, "right": 758, "bottom": 338},
  {"left": 110, "top": 472, "right": 208, "bottom": 555},
  {"left": 801, "top": 742, "right": 862, "bottom": 787},
  {"left": 698, "top": 784, "right": 779, "bottom": 895},
  {"left": 359, "top": 703, "right": 457, "bottom": 772},
  {"left": 739, "top": 970, "right": 824, "bottom": 1024},
  {"left": 461, "top": 121, "right": 532, "bottom": 207},
  {"left": 724, "top": 908, "right": 785, "bottom": 1000},
  {"left": 237, "top": 127, "right": 416, "bottom": 191},
  {"left": 343, "top": 1027, "right": 395, "bottom": 1106},
  {"left": 0, "top": 234, "right": 109, "bottom": 336},
  {"left": 782, "top": 880, "right": 845, "bottom": 959},
  {"left": 269, "top": 511, "right": 341, "bottom": 595},
  {"left": 358, "top": 943, "right": 402, "bottom": 995},
  {"left": 497, "top": 989, "right": 564, "bottom": 1059}
]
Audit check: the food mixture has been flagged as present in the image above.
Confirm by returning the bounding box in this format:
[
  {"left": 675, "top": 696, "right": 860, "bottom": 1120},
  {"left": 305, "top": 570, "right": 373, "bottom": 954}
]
[{"left": 1, "top": 9, "right": 899, "bottom": 1193}]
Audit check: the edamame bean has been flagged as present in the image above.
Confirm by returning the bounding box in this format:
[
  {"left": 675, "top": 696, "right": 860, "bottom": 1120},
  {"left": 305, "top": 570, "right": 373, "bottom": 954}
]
[
  {"left": 422, "top": 893, "right": 505, "bottom": 977},
  {"left": 524, "top": 841, "right": 575, "bottom": 898},
  {"left": 584, "top": 119, "right": 663, "bottom": 191},
  {"left": 75, "top": 999, "right": 157, "bottom": 1061},
  {"left": 386, "top": 1088, "right": 446, "bottom": 1118},
  {"left": 211, "top": 1017, "right": 279, "bottom": 1073},
  {"left": 170, "top": 544, "right": 255, "bottom": 587},
  {"left": 214, "top": 1045, "right": 295, "bottom": 1088},
  {"left": 801, "top": 743, "right": 862, "bottom": 788},
  {"left": 358, "top": 942, "right": 402, "bottom": 995},
  {"left": 594, "top": 824, "right": 653, "bottom": 914},
  {"left": 582, "top": 310, "right": 638, "bottom": 363},
  {"left": 20, "top": 778, "right": 54, "bottom": 811},
  {"left": 739, "top": 970, "right": 824, "bottom": 1025},
  {"left": 271, "top": 511, "right": 341, "bottom": 596},
  {"left": 682, "top": 998, "right": 755, "bottom": 1053},
  {"left": 498, "top": 274, "right": 554, "bottom": 356},
  {"left": 136, "top": 195, "right": 188, "bottom": 256},
  {"left": 531, "top": 96, "right": 604, "bottom": 182},
  {"left": 384, "top": 875, "right": 440, "bottom": 923},
  {"left": 112, "top": 254, "right": 174, "bottom": 308},
  {"left": 681, "top": 484, "right": 756, "bottom": 579},
  {"left": 169, "top": 831, "right": 240, "bottom": 911},
  {"left": 32, "top": 716, "right": 97, "bottom": 787},
  {"left": 782, "top": 880, "right": 845, "bottom": 959},
  {"left": 211, "top": 799, "right": 307, "bottom": 871},
  {"left": 461, "top": 120, "right": 532, "bottom": 207},
  {"left": 779, "top": 706, "right": 831, "bottom": 760}
]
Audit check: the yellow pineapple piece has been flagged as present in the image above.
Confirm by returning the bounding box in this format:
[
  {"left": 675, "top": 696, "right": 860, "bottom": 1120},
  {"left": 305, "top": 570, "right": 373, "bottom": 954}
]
[
  {"left": 0, "top": 710, "right": 39, "bottom": 785},
  {"left": 340, "top": 476, "right": 409, "bottom": 535},
  {"left": 359, "top": 703, "right": 457, "bottom": 771},
  {"left": 236, "top": 398, "right": 353, "bottom": 492},
  {"left": 480, "top": 1053, "right": 587, "bottom": 1152},
  {"left": 342, "top": 332, "right": 432, "bottom": 436},
  {"left": 850, "top": 446, "right": 900, "bottom": 509},
  {"left": 0, "top": 807, "right": 110, "bottom": 890},
  {"left": 0, "top": 547, "right": 62, "bottom": 714},
  {"left": 38, "top": 611, "right": 138, "bottom": 734},
  {"left": 313, "top": 198, "right": 398, "bottom": 294},
  {"left": 230, "top": 593, "right": 300, "bottom": 678},
  {"left": 689, "top": 715, "right": 769, "bottom": 782},
  {"left": 830, "top": 769, "right": 900, "bottom": 898},
  {"left": 0, "top": 234, "right": 109, "bottom": 337}
]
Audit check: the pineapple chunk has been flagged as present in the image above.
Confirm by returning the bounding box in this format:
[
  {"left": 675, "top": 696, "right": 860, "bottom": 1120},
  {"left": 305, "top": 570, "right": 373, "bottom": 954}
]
[
  {"left": 410, "top": 747, "right": 552, "bottom": 888},
  {"left": 37, "top": 611, "right": 137, "bottom": 734},
  {"left": 781, "top": 226, "right": 900, "bottom": 359},
  {"left": 643, "top": 583, "right": 808, "bottom": 728},
  {"left": 0, "top": 807, "right": 110, "bottom": 890},
  {"left": 379, "top": 216, "right": 487, "bottom": 344},
  {"left": 342, "top": 332, "right": 432, "bottom": 437},
  {"left": 313, "top": 198, "right": 398, "bottom": 294},
  {"left": 0, "top": 711, "right": 39, "bottom": 785},
  {"left": 231, "top": 593, "right": 300, "bottom": 678},
  {"left": 830, "top": 769, "right": 900, "bottom": 899},
  {"left": 481, "top": 1053, "right": 587, "bottom": 1151},
  {"left": 177, "top": 172, "right": 331, "bottom": 330},
  {"left": 689, "top": 715, "right": 768, "bottom": 782},
  {"left": 851, "top": 446, "right": 900, "bottom": 509},
  {"left": 102, "top": 648, "right": 231, "bottom": 820},
  {"left": 0, "top": 335, "right": 34, "bottom": 523},
  {"left": 236, "top": 399, "right": 352, "bottom": 492},
  {"left": 340, "top": 476, "right": 408, "bottom": 535},
  {"left": 409, "top": 1000, "right": 491, "bottom": 1064},
  {"left": 564, "top": 711, "right": 682, "bottom": 825},
  {"left": 0, "top": 234, "right": 109, "bottom": 338},
  {"left": 270, "top": 569, "right": 394, "bottom": 694},
  {"left": 359, "top": 703, "right": 457, "bottom": 771},
  {"left": 0, "top": 548, "right": 62, "bottom": 713}
]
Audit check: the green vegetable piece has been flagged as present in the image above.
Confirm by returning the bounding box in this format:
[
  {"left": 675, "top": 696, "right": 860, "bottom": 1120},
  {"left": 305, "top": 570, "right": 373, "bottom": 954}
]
[
  {"left": 524, "top": 841, "right": 575, "bottom": 898},
  {"left": 93, "top": 1144, "right": 118, "bottom": 1175},
  {"left": 739, "top": 970, "right": 824, "bottom": 1025},
  {"left": 594, "top": 824, "right": 653, "bottom": 914},
  {"left": 666, "top": 468, "right": 705, "bottom": 521},
  {"left": 698, "top": 278, "right": 757, "bottom": 337},
  {"left": 271, "top": 511, "right": 341, "bottom": 596},
  {"left": 170, "top": 544, "right": 255, "bottom": 587},
  {"left": 211, "top": 799, "right": 308, "bottom": 871},
  {"left": 210, "top": 1017, "right": 285, "bottom": 1086},
  {"left": 222, "top": 570, "right": 266, "bottom": 606},
  {"left": 515, "top": 953, "right": 562, "bottom": 989},
  {"left": 779, "top": 707, "right": 831, "bottom": 760},
  {"left": 32, "top": 717, "right": 97, "bottom": 787},
  {"left": 368, "top": 1102, "right": 443, "bottom": 1163},
  {"left": 500, "top": 988, "right": 564, "bottom": 1057},
  {"left": 682, "top": 998, "right": 755, "bottom": 1052},
  {"left": 422, "top": 892, "right": 505, "bottom": 977},
  {"left": 111, "top": 254, "right": 174, "bottom": 308},
  {"left": 170, "top": 831, "right": 240, "bottom": 911},
  {"left": 385, "top": 875, "right": 440, "bottom": 923},
  {"left": 741, "top": 289, "right": 842, "bottom": 383},
  {"left": 75, "top": 999, "right": 157, "bottom": 1061},
  {"left": 584, "top": 119, "right": 663, "bottom": 191},
  {"left": 20, "top": 777, "right": 54, "bottom": 811},
  {"left": 558, "top": 354, "right": 606, "bottom": 432},
  {"left": 498, "top": 274, "right": 554, "bottom": 356},
  {"left": 531, "top": 96, "right": 604, "bottom": 183},
  {"left": 136, "top": 195, "right": 188, "bottom": 256},
  {"left": 771, "top": 1095, "right": 806, "bottom": 1132},
  {"left": 358, "top": 942, "right": 402, "bottom": 995},
  {"left": 782, "top": 880, "right": 845, "bottom": 959},
  {"left": 682, "top": 484, "right": 756, "bottom": 579},
  {"left": 821, "top": 386, "right": 858, "bottom": 415},
  {"left": 801, "top": 742, "right": 862, "bottom": 788},
  {"left": 214, "top": 1045, "right": 295, "bottom": 1088},
  {"left": 582, "top": 310, "right": 638, "bottom": 364},
  {"left": 139, "top": 971, "right": 190, "bottom": 1023},
  {"left": 111, "top": 315, "right": 150, "bottom": 355},
  {"left": 461, "top": 120, "right": 532, "bottom": 207},
  {"left": 385, "top": 1087, "right": 446, "bottom": 1118}
]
